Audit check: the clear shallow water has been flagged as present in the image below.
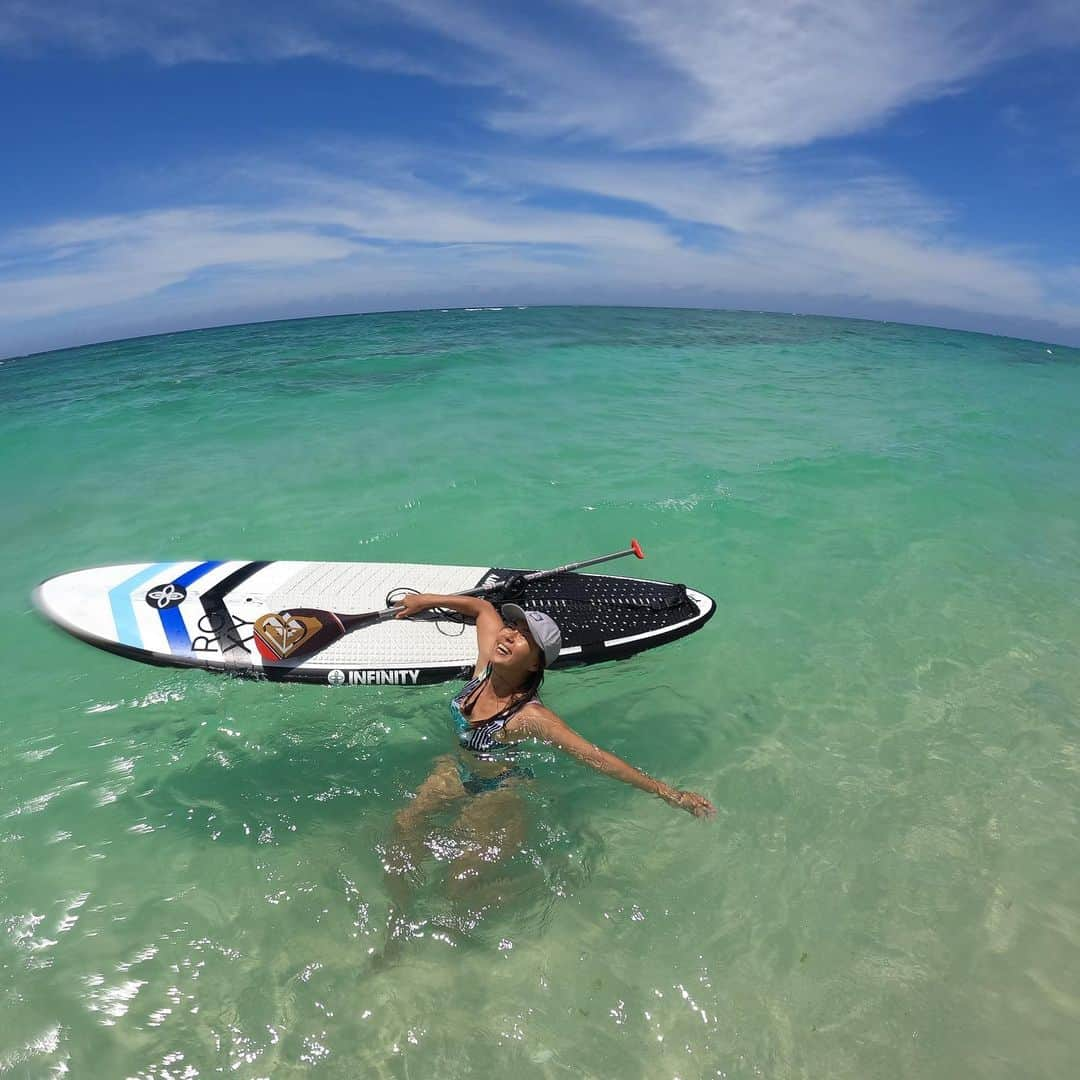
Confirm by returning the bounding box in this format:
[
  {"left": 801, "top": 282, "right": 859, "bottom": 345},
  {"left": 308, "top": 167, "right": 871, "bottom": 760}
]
[{"left": 2, "top": 306, "right": 1080, "bottom": 1078}]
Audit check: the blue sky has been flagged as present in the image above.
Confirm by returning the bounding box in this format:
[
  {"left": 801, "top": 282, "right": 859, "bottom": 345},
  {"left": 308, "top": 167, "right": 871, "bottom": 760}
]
[{"left": 2, "top": 0, "right": 1079, "bottom": 357}]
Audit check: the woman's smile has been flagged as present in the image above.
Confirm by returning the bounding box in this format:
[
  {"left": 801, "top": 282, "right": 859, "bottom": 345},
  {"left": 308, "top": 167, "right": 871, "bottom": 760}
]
[{"left": 492, "top": 621, "right": 532, "bottom": 662}]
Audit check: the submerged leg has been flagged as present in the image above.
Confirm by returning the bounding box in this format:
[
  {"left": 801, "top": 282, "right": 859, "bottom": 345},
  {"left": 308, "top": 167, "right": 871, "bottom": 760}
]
[
  {"left": 445, "top": 786, "right": 529, "bottom": 911},
  {"left": 380, "top": 755, "right": 467, "bottom": 958}
]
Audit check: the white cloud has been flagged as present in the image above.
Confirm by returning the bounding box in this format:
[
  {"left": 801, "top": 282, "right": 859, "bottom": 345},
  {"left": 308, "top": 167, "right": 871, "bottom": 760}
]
[
  {"left": 484, "top": 152, "right": 1059, "bottom": 314},
  {"left": 0, "top": 208, "right": 357, "bottom": 320},
  {"left": 1, "top": 146, "right": 1078, "bottom": 355},
  {"left": 4, "top": 1, "right": 1079, "bottom": 151},
  {"left": 2, "top": 3, "right": 1079, "bottom": 352},
  {"left": 585, "top": 1, "right": 989, "bottom": 149},
  {"left": 468, "top": 0, "right": 1080, "bottom": 150},
  {"left": 0, "top": 1, "right": 326, "bottom": 64}
]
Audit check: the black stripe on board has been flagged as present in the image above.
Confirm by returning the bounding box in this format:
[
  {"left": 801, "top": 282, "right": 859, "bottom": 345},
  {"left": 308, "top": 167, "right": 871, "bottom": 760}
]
[{"left": 198, "top": 560, "right": 271, "bottom": 658}]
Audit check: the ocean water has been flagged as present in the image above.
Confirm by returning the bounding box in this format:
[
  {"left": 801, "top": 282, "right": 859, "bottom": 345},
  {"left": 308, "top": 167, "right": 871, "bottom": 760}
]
[{"left": 2, "top": 306, "right": 1080, "bottom": 1079}]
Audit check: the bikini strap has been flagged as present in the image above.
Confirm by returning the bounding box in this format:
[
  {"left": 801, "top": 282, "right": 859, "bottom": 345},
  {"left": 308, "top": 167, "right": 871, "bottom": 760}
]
[
  {"left": 457, "top": 666, "right": 537, "bottom": 728},
  {"left": 455, "top": 664, "right": 490, "bottom": 715}
]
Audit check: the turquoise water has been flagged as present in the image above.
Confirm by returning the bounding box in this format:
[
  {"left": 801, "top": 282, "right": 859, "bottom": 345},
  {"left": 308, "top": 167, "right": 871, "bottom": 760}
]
[{"left": 3, "top": 306, "right": 1080, "bottom": 1078}]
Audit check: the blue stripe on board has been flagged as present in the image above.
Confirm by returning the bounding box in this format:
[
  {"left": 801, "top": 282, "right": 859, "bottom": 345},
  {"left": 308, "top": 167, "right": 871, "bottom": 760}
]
[
  {"left": 108, "top": 562, "right": 174, "bottom": 647},
  {"left": 158, "top": 561, "right": 224, "bottom": 654},
  {"left": 173, "top": 561, "right": 224, "bottom": 589}
]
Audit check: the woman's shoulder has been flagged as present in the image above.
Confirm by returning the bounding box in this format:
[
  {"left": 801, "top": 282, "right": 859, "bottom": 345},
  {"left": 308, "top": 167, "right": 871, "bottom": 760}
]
[{"left": 510, "top": 700, "right": 564, "bottom": 737}]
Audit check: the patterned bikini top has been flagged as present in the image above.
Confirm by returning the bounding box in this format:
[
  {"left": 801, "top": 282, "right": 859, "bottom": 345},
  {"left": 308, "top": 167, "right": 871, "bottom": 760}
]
[{"left": 450, "top": 665, "right": 539, "bottom": 757}]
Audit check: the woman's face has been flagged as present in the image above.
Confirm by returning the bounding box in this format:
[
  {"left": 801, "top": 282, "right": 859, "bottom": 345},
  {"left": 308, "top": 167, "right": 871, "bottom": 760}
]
[{"left": 490, "top": 618, "right": 540, "bottom": 675}]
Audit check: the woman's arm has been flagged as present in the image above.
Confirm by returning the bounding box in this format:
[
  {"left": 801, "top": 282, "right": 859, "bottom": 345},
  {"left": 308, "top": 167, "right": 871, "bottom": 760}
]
[
  {"left": 393, "top": 593, "right": 503, "bottom": 676},
  {"left": 520, "top": 708, "right": 716, "bottom": 818}
]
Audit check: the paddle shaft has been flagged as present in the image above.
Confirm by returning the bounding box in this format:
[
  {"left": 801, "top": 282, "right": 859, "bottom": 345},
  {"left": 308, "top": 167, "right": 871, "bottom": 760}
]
[
  {"left": 364, "top": 539, "right": 646, "bottom": 623},
  {"left": 255, "top": 540, "right": 645, "bottom": 661}
]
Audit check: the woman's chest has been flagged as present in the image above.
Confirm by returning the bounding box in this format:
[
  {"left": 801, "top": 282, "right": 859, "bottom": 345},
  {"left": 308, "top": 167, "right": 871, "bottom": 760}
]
[{"left": 465, "top": 686, "right": 516, "bottom": 726}]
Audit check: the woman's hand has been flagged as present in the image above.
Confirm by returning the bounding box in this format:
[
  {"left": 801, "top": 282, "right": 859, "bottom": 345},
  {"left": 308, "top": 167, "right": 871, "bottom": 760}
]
[
  {"left": 657, "top": 784, "right": 716, "bottom": 819},
  {"left": 393, "top": 593, "right": 431, "bottom": 619}
]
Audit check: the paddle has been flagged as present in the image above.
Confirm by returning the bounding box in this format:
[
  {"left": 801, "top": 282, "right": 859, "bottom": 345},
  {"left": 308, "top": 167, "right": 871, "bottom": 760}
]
[{"left": 252, "top": 539, "right": 646, "bottom": 662}]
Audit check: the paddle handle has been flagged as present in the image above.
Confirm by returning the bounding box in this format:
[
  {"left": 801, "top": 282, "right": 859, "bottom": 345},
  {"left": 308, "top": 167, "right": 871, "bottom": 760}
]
[{"left": 526, "top": 539, "right": 644, "bottom": 579}]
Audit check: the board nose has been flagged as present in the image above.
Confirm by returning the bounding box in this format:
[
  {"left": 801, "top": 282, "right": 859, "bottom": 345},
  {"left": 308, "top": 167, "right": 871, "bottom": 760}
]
[{"left": 34, "top": 563, "right": 164, "bottom": 646}]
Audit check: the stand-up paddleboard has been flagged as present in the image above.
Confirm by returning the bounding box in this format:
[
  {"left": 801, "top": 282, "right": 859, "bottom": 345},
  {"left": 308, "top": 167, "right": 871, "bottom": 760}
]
[{"left": 33, "top": 551, "right": 714, "bottom": 686}]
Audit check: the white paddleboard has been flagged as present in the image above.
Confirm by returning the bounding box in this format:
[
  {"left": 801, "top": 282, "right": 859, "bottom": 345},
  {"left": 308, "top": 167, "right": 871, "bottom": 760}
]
[{"left": 34, "top": 559, "right": 714, "bottom": 685}]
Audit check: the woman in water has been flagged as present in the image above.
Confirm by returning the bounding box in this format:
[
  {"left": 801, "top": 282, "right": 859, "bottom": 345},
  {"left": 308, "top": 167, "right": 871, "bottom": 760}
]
[{"left": 382, "top": 591, "right": 715, "bottom": 936}]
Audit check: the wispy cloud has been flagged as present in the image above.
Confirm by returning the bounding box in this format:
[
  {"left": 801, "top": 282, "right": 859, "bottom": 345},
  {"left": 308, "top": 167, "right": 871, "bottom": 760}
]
[
  {"left": 0, "top": 1, "right": 335, "bottom": 65},
  {"left": 2, "top": 145, "right": 1078, "bottom": 355},
  {"left": 0, "top": 0, "right": 476, "bottom": 81},
  {"left": 0, "top": 208, "right": 358, "bottom": 320},
  {"left": 5, "top": 1, "right": 1079, "bottom": 151},
  {"left": 448, "top": 148, "right": 1072, "bottom": 318},
  {"left": 2, "top": 2, "right": 1078, "bottom": 354}
]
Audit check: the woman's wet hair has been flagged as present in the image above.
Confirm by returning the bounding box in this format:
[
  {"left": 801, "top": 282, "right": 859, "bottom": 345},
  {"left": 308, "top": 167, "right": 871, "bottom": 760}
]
[{"left": 513, "top": 649, "right": 546, "bottom": 702}]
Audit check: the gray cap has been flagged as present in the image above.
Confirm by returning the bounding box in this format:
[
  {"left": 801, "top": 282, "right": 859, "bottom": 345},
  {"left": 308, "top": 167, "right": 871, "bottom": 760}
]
[{"left": 501, "top": 604, "right": 562, "bottom": 668}]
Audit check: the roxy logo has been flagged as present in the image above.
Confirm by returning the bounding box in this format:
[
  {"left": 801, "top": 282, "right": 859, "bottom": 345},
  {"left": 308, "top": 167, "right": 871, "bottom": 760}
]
[{"left": 326, "top": 669, "right": 421, "bottom": 686}]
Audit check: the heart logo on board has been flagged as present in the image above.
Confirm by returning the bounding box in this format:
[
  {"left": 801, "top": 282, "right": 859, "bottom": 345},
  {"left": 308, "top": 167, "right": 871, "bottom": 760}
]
[{"left": 253, "top": 611, "right": 324, "bottom": 660}]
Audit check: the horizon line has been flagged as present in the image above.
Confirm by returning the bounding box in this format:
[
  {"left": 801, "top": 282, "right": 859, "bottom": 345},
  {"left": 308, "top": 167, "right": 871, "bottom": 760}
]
[{"left": 3, "top": 302, "right": 1076, "bottom": 367}]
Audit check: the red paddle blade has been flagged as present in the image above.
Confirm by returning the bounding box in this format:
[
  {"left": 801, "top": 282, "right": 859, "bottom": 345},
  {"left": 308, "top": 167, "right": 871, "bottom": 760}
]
[{"left": 253, "top": 609, "right": 345, "bottom": 661}]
